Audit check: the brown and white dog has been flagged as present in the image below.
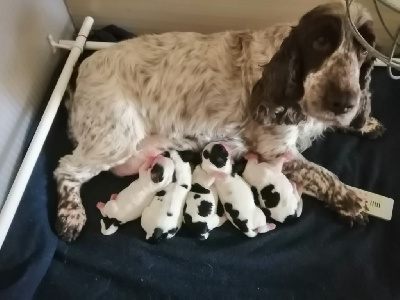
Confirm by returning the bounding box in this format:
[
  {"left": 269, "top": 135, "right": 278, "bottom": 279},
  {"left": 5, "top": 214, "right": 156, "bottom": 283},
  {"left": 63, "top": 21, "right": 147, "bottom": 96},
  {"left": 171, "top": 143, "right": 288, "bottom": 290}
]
[{"left": 55, "top": 1, "right": 384, "bottom": 241}]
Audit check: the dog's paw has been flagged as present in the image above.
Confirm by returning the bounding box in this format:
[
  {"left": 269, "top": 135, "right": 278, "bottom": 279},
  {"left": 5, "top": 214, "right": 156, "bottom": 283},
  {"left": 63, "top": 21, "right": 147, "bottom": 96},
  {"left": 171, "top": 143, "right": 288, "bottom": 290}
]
[
  {"left": 338, "top": 117, "right": 386, "bottom": 139},
  {"left": 55, "top": 202, "right": 86, "bottom": 242},
  {"left": 354, "top": 117, "right": 386, "bottom": 139},
  {"left": 361, "top": 118, "right": 386, "bottom": 139},
  {"left": 335, "top": 188, "right": 369, "bottom": 226}
]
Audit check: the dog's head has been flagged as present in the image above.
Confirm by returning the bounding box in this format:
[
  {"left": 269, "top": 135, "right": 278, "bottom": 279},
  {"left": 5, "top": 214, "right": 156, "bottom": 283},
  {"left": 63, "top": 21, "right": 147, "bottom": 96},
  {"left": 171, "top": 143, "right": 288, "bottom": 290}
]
[{"left": 250, "top": 1, "right": 375, "bottom": 128}]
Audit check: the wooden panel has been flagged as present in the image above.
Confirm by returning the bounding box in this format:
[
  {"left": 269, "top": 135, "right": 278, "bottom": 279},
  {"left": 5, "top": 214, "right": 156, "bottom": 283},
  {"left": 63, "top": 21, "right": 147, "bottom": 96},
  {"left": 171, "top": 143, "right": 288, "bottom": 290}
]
[{"left": 65, "top": 0, "right": 399, "bottom": 53}]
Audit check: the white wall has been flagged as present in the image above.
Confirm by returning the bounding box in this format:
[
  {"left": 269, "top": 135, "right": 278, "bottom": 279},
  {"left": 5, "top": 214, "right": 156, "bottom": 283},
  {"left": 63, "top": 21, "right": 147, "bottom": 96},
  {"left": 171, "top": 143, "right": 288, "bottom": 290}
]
[
  {"left": 0, "top": 0, "right": 74, "bottom": 206},
  {"left": 66, "top": 0, "right": 399, "bottom": 53}
]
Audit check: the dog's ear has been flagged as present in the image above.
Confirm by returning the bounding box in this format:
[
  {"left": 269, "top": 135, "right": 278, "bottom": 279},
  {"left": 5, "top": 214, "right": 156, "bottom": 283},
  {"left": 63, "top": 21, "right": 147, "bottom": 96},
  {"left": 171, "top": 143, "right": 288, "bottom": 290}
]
[
  {"left": 348, "top": 21, "right": 385, "bottom": 138},
  {"left": 351, "top": 21, "right": 376, "bottom": 130},
  {"left": 250, "top": 27, "right": 305, "bottom": 125},
  {"left": 349, "top": 56, "right": 374, "bottom": 129}
]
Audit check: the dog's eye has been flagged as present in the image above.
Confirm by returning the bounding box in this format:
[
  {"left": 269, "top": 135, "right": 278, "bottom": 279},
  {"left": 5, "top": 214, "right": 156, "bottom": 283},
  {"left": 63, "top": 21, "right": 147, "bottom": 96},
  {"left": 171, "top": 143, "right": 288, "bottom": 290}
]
[{"left": 313, "top": 36, "right": 330, "bottom": 51}]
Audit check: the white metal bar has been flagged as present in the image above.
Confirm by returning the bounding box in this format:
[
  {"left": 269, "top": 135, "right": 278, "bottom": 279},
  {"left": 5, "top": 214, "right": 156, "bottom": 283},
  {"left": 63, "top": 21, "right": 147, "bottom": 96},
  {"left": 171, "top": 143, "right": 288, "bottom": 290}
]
[
  {"left": 52, "top": 39, "right": 400, "bottom": 68},
  {"left": 0, "top": 16, "right": 94, "bottom": 249},
  {"left": 59, "top": 40, "right": 115, "bottom": 50},
  {"left": 375, "top": 58, "right": 400, "bottom": 67},
  {"left": 346, "top": 0, "right": 400, "bottom": 72}
]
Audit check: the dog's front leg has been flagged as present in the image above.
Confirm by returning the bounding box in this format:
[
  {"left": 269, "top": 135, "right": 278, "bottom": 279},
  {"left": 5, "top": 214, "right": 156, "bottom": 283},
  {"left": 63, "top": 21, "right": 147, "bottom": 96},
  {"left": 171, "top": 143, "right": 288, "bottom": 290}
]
[
  {"left": 282, "top": 154, "right": 368, "bottom": 225},
  {"left": 337, "top": 116, "right": 386, "bottom": 139}
]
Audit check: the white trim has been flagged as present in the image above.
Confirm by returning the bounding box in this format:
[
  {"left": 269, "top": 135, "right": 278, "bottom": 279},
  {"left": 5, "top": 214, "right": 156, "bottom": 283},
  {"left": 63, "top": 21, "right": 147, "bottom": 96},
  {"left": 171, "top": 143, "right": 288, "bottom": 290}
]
[
  {"left": 0, "top": 16, "right": 94, "bottom": 249},
  {"left": 59, "top": 40, "right": 115, "bottom": 50}
]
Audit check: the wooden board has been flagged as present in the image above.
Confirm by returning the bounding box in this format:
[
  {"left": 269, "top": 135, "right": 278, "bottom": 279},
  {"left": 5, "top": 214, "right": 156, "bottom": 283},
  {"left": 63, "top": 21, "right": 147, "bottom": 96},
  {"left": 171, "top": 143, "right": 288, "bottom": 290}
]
[{"left": 65, "top": 0, "right": 399, "bottom": 53}]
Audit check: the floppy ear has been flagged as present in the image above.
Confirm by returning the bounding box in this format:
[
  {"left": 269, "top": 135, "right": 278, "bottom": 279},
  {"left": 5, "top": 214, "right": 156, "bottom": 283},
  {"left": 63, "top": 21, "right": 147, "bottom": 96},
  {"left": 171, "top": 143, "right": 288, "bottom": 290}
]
[
  {"left": 349, "top": 55, "right": 374, "bottom": 130},
  {"left": 347, "top": 22, "right": 386, "bottom": 138},
  {"left": 178, "top": 150, "right": 202, "bottom": 171},
  {"left": 250, "top": 27, "right": 306, "bottom": 126}
]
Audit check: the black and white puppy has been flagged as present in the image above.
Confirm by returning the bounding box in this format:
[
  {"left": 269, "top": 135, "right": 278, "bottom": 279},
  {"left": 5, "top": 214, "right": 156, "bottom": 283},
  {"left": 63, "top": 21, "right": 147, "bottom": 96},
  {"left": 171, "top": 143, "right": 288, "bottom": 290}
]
[
  {"left": 97, "top": 154, "right": 175, "bottom": 235},
  {"left": 201, "top": 142, "right": 276, "bottom": 238},
  {"left": 240, "top": 152, "right": 303, "bottom": 223},
  {"left": 141, "top": 150, "right": 193, "bottom": 243},
  {"left": 184, "top": 165, "right": 226, "bottom": 240}
]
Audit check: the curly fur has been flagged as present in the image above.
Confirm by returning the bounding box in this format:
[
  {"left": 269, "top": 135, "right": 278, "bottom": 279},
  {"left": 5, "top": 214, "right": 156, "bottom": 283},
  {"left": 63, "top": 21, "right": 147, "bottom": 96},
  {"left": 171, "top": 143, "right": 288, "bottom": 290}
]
[{"left": 55, "top": 1, "right": 383, "bottom": 241}]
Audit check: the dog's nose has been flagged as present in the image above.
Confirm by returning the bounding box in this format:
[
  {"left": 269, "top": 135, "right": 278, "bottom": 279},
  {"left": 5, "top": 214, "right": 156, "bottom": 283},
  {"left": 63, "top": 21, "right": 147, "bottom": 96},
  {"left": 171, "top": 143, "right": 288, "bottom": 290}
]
[{"left": 326, "top": 92, "right": 357, "bottom": 115}]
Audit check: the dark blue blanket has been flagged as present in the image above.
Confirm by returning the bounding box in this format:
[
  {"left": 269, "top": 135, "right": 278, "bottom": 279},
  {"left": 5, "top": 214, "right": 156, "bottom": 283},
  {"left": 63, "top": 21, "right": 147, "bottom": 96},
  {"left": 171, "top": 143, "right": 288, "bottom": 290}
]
[{"left": 1, "top": 27, "right": 399, "bottom": 300}]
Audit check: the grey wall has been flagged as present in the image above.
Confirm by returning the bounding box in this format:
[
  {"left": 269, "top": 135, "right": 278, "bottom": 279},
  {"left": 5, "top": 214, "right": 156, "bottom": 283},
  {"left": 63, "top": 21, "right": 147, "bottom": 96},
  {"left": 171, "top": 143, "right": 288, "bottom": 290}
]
[{"left": 0, "top": 0, "right": 74, "bottom": 206}]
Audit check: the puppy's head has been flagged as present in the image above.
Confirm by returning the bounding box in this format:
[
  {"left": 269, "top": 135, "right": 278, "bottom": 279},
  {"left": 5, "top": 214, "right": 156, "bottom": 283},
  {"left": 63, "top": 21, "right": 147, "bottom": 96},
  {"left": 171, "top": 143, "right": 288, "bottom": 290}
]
[
  {"left": 201, "top": 142, "right": 232, "bottom": 174},
  {"left": 150, "top": 154, "right": 175, "bottom": 186},
  {"left": 250, "top": 1, "right": 376, "bottom": 128}
]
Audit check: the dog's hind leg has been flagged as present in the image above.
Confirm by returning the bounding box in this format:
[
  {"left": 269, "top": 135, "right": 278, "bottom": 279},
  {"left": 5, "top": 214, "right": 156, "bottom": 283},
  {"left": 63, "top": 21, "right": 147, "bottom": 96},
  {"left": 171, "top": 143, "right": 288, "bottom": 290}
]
[{"left": 54, "top": 106, "right": 146, "bottom": 242}]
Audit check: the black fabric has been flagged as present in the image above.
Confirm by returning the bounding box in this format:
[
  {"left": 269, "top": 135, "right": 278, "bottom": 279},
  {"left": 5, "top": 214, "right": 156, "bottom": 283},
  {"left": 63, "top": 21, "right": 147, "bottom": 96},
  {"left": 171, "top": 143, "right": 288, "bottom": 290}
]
[
  {"left": 0, "top": 27, "right": 399, "bottom": 300},
  {"left": 88, "top": 25, "right": 136, "bottom": 42}
]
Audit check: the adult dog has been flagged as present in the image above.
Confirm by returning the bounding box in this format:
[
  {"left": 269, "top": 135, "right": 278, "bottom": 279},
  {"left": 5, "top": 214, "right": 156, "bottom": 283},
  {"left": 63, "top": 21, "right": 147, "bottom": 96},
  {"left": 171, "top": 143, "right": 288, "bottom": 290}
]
[{"left": 55, "top": 1, "right": 384, "bottom": 241}]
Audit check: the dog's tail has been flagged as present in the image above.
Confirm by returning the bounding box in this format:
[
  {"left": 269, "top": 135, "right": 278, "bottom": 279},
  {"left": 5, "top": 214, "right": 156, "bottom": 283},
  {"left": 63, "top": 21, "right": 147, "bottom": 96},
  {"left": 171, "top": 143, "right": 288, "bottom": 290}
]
[{"left": 100, "top": 218, "right": 120, "bottom": 235}]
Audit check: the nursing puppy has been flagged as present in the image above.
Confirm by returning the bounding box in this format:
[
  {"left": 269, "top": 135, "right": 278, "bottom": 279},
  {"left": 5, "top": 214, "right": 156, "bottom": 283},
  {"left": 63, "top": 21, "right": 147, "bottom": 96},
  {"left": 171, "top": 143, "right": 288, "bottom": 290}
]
[
  {"left": 97, "top": 154, "right": 175, "bottom": 235},
  {"left": 240, "top": 152, "right": 303, "bottom": 223},
  {"left": 141, "top": 150, "right": 193, "bottom": 243},
  {"left": 183, "top": 165, "right": 226, "bottom": 240},
  {"left": 201, "top": 142, "right": 276, "bottom": 237}
]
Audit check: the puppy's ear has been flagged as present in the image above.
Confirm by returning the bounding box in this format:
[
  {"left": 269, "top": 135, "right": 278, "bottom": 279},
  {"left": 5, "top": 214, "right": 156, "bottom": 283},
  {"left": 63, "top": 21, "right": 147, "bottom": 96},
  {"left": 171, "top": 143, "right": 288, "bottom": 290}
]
[
  {"left": 250, "top": 27, "right": 305, "bottom": 125},
  {"left": 203, "top": 150, "right": 210, "bottom": 159},
  {"left": 178, "top": 150, "right": 202, "bottom": 171},
  {"left": 178, "top": 150, "right": 197, "bottom": 163},
  {"left": 232, "top": 156, "right": 248, "bottom": 177},
  {"left": 162, "top": 151, "right": 171, "bottom": 158}
]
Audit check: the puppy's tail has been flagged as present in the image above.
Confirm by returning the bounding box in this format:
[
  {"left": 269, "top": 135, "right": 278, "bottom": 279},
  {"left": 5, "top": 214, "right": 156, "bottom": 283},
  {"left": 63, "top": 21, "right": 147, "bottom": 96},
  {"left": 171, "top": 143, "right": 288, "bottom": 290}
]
[{"left": 100, "top": 218, "right": 120, "bottom": 235}]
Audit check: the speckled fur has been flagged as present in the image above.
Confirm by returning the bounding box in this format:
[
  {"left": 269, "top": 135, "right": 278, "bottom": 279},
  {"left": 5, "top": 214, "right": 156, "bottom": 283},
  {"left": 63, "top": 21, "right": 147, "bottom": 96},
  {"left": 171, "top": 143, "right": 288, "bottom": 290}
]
[{"left": 55, "top": 1, "right": 378, "bottom": 241}]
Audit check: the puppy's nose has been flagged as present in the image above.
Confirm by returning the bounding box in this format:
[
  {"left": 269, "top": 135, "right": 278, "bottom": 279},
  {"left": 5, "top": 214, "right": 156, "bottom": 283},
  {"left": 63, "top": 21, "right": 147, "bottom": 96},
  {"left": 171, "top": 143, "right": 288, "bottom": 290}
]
[{"left": 326, "top": 91, "right": 357, "bottom": 115}]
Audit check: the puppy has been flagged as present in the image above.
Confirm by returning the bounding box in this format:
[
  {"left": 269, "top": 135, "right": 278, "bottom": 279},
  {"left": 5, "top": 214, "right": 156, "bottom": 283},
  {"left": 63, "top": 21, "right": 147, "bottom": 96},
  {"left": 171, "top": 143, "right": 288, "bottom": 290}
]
[
  {"left": 141, "top": 150, "right": 193, "bottom": 243},
  {"left": 97, "top": 154, "right": 175, "bottom": 235},
  {"left": 240, "top": 152, "right": 303, "bottom": 223},
  {"left": 184, "top": 165, "right": 226, "bottom": 240},
  {"left": 201, "top": 142, "right": 276, "bottom": 238}
]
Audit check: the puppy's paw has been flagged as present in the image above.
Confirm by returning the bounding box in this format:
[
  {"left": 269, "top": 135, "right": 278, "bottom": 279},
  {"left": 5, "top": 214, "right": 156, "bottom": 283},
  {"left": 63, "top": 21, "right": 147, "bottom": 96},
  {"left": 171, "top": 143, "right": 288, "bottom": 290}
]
[{"left": 55, "top": 201, "right": 86, "bottom": 242}]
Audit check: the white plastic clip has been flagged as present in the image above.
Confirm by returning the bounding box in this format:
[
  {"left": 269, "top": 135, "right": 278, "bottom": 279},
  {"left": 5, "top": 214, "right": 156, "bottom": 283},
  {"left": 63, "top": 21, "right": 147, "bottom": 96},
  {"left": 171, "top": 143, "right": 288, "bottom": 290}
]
[
  {"left": 347, "top": 186, "right": 394, "bottom": 221},
  {"left": 48, "top": 34, "right": 73, "bottom": 53}
]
